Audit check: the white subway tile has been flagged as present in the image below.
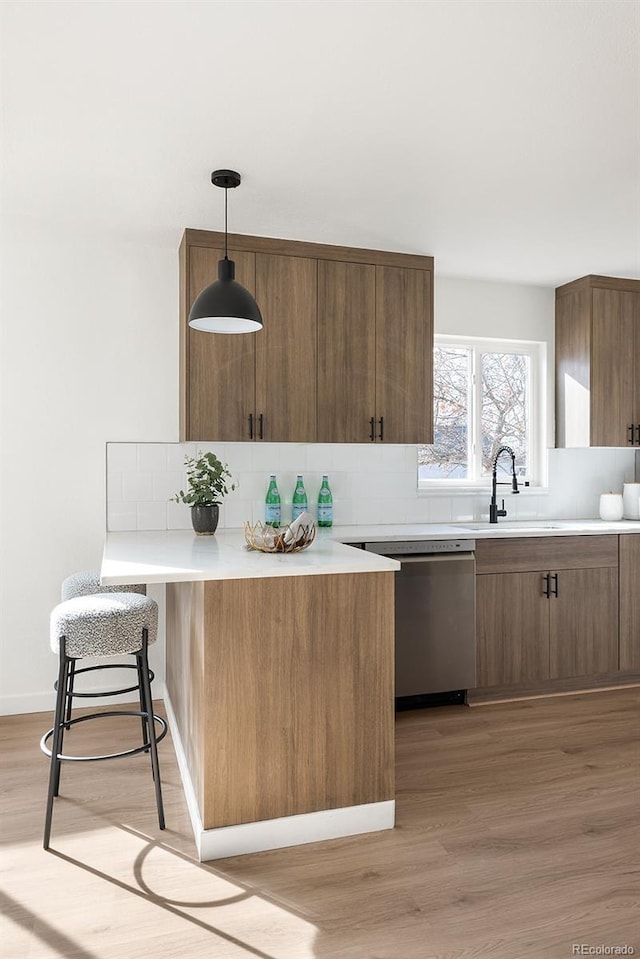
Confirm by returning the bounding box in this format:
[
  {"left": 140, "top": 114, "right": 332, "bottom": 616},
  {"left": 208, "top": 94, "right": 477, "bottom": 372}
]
[
  {"left": 224, "top": 443, "right": 255, "bottom": 472},
  {"left": 428, "top": 498, "right": 452, "bottom": 523},
  {"left": 379, "top": 445, "right": 409, "bottom": 473},
  {"left": 277, "top": 444, "right": 308, "bottom": 472},
  {"left": 305, "top": 444, "right": 335, "bottom": 472},
  {"left": 136, "top": 502, "right": 167, "bottom": 531},
  {"left": 107, "top": 443, "right": 137, "bottom": 472},
  {"left": 450, "top": 497, "right": 475, "bottom": 523},
  {"left": 224, "top": 498, "right": 254, "bottom": 529},
  {"left": 107, "top": 502, "right": 137, "bottom": 532},
  {"left": 167, "top": 501, "right": 192, "bottom": 530},
  {"left": 167, "top": 443, "right": 195, "bottom": 470},
  {"left": 153, "top": 471, "right": 183, "bottom": 502},
  {"left": 137, "top": 443, "right": 168, "bottom": 472},
  {"left": 122, "top": 471, "right": 153, "bottom": 501},
  {"left": 333, "top": 445, "right": 367, "bottom": 472}
]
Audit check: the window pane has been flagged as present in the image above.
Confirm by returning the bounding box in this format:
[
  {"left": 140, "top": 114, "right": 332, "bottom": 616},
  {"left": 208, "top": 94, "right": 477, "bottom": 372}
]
[
  {"left": 419, "top": 347, "right": 471, "bottom": 479},
  {"left": 481, "top": 352, "right": 529, "bottom": 477}
]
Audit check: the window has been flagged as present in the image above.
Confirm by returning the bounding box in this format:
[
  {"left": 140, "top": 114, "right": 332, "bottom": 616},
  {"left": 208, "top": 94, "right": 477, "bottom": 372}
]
[{"left": 419, "top": 334, "right": 545, "bottom": 486}]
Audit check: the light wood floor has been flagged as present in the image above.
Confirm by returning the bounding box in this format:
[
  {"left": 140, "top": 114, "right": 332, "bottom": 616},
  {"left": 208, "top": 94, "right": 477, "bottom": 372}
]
[{"left": 1, "top": 689, "right": 638, "bottom": 959}]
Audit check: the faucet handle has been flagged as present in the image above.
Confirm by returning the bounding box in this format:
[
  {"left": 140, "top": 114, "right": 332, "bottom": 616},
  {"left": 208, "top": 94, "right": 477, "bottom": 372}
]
[{"left": 498, "top": 499, "right": 507, "bottom": 518}]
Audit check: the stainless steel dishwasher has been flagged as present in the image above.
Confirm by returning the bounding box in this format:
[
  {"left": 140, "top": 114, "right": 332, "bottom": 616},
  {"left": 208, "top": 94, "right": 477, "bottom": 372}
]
[{"left": 363, "top": 539, "right": 476, "bottom": 705}]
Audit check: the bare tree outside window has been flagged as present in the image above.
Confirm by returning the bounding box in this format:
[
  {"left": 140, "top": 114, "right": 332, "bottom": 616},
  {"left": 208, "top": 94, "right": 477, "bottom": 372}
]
[
  {"left": 419, "top": 341, "right": 532, "bottom": 482},
  {"left": 481, "top": 352, "right": 529, "bottom": 477},
  {"left": 420, "top": 348, "right": 470, "bottom": 478}
]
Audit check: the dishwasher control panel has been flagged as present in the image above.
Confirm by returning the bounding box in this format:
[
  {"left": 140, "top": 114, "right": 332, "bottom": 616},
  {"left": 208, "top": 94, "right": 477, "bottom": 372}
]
[{"left": 363, "top": 539, "right": 475, "bottom": 555}]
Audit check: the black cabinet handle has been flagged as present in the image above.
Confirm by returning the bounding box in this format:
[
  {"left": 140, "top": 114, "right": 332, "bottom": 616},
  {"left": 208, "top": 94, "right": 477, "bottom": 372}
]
[
  {"left": 248, "top": 413, "right": 254, "bottom": 440},
  {"left": 636, "top": 424, "right": 640, "bottom": 445},
  {"left": 543, "top": 573, "right": 550, "bottom": 598},
  {"left": 551, "top": 573, "right": 559, "bottom": 598},
  {"left": 258, "top": 413, "right": 264, "bottom": 440},
  {"left": 378, "top": 416, "right": 384, "bottom": 442},
  {"left": 369, "top": 417, "right": 375, "bottom": 442},
  {"left": 629, "top": 424, "right": 635, "bottom": 445}
]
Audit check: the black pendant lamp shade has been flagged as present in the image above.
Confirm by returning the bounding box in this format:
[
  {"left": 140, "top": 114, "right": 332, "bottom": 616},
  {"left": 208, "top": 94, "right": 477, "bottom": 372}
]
[{"left": 188, "top": 170, "right": 263, "bottom": 334}]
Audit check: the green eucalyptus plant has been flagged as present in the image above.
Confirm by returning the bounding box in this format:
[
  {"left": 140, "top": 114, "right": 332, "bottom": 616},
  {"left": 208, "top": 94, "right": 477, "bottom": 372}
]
[{"left": 171, "top": 451, "right": 236, "bottom": 508}]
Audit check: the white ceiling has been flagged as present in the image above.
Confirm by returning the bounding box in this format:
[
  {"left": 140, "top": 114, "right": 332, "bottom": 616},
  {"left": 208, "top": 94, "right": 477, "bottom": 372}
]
[{"left": 3, "top": 0, "right": 639, "bottom": 285}]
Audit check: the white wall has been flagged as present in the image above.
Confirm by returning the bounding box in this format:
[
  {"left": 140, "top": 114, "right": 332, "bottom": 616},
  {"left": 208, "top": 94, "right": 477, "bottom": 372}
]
[{"left": 0, "top": 215, "right": 180, "bottom": 715}]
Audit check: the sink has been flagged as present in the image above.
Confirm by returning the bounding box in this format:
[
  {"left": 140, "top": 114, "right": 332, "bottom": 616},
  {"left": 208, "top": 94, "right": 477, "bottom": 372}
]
[{"left": 457, "top": 522, "right": 563, "bottom": 531}]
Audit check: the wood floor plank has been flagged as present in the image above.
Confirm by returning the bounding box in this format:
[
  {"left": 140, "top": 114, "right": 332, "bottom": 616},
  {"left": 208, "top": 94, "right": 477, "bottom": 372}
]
[{"left": 1, "top": 690, "right": 638, "bottom": 959}]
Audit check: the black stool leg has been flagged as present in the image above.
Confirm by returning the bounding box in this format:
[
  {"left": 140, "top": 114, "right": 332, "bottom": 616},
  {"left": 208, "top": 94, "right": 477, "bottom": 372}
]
[
  {"left": 44, "top": 640, "right": 70, "bottom": 850},
  {"left": 136, "top": 657, "right": 150, "bottom": 751},
  {"left": 64, "top": 659, "right": 76, "bottom": 728},
  {"left": 138, "top": 630, "right": 165, "bottom": 830}
]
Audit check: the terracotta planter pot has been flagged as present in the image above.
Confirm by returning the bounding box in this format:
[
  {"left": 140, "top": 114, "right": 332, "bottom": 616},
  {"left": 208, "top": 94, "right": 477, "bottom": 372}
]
[{"left": 190, "top": 504, "right": 219, "bottom": 536}]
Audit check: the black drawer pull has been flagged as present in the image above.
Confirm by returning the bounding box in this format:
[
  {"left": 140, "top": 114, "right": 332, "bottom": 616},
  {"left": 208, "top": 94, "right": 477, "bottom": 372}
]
[
  {"left": 258, "top": 413, "right": 264, "bottom": 440},
  {"left": 543, "top": 573, "right": 550, "bottom": 598},
  {"left": 636, "top": 424, "right": 640, "bottom": 445},
  {"left": 551, "top": 573, "right": 559, "bottom": 598},
  {"left": 248, "top": 413, "right": 254, "bottom": 440},
  {"left": 378, "top": 416, "right": 384, "bottom": 442},
  {"left": 369, "top": 417, "right": 375, "bottom": 442},
  {"left": 629, "top": 424, "right": 635, "bottom": 444}
]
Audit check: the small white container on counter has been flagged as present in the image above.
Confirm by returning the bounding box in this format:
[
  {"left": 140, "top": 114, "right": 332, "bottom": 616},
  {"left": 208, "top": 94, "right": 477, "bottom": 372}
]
[
  {"left": 622, "top": 483, "right": 640, "bottom": 520},
  {"left": 599, "top": 493, "right": 624, "bottom": 522}
]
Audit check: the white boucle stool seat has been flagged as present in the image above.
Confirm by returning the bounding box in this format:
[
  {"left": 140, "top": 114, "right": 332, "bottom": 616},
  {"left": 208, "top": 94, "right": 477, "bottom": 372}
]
[
  {"left": 50, "top": 593, "right": 158, "bottom": 659},
  {"left": 61, "top": 569, "right": 146, "bottom": 601}
]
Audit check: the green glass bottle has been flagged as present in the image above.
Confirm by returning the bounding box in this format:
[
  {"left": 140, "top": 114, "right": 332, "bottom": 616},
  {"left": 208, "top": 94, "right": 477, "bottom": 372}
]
[
  {"left": 291, "top": 475, "right": 308, "bottom": 520},
  {"left": 317, "top": 474, "right": 333, "bottom": 527},
  {"left": 265, "top": 475, "right": 281, "bottom": 527}
]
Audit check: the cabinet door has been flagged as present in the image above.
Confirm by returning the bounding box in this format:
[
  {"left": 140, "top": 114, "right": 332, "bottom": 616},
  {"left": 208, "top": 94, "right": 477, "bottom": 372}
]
[
  {"left": 255, "top": 254, "right": 317, "bottom": 442},
  {"left": 476, "top": 572, "right": 549, "bottom": 687},
  {"left": 317, "top": 260, "right": 376, "bottom": 443},
  {"left": 375, "top": 266, "right": 433, "bottom": 444},
  {"left": 549, "top": 567, "right": 618, "bottom": 678},
  {"left": 591, "top": 289, "right": 637, "bottom": 447},
  {"left": 187, "top": 246, "right": 257, "bottom": 441},
  {"left": 620, "top": 535, "right": 640, "bottom": 672}
]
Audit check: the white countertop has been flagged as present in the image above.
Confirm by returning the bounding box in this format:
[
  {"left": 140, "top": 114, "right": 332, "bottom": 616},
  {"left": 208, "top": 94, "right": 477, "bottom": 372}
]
[
  {"left": 101, "top": 520, "right": 640, "bottom": 586},
  {"left": 101, "top": 528, "right": 400, "bottom": 585},
  {"left": 335, "top": 519, "right": 640, "bottom": 543}
]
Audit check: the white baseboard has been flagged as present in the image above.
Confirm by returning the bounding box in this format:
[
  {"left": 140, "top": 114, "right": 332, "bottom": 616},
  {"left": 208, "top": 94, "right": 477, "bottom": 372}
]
[{"left": 163, "top": 689, "right": 395, "bottom": 862}]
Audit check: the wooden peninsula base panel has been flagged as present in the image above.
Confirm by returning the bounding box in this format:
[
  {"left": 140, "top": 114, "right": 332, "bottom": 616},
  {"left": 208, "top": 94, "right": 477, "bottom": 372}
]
[{"left": 166, "top": 570, "right": 395, "bottom": 858}]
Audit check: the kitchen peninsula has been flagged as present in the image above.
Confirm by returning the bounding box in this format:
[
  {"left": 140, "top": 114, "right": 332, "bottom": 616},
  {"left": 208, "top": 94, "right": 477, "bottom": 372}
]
[{"left": 102, "top": 528, "right": 400, "bottom": 860}]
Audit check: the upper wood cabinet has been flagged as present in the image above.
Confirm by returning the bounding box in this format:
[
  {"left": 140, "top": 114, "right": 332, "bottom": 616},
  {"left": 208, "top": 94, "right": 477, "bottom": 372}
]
[
  {"left": 555, "top": 275, "right": 640, "bottom": 447},
  {"left": 180, "top": 229, "right": 434, "bottom": 443}
]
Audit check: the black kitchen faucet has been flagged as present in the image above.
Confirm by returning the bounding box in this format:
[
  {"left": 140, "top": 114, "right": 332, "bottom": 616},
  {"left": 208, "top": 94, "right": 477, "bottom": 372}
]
[{"left": 489, "top": 445, "right": 520, "bottom": 523}]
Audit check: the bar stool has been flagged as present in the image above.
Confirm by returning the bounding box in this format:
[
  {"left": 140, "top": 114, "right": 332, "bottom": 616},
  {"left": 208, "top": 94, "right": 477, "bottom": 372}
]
[
  {"left": 42, "top": 591, "right": 166, "bottom": 849},
  {"left": 58, "top": 570, "right": 148, "bottom": 729}
]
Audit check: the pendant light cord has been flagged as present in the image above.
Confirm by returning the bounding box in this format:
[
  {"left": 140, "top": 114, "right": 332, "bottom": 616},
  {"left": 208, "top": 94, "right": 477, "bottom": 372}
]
[{"left": 224, "top": 187, "right": 228, "bottom": 260}]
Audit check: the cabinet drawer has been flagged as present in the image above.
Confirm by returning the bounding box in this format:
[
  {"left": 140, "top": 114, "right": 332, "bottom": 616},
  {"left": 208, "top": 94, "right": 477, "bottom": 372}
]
[{"left": 475, "top": 535, "right": 618, "bottom": 574}]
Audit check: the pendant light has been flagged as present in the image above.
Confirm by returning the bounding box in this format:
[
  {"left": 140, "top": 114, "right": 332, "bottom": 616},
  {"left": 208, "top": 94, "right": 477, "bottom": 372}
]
[{"left": 188, "top": 170, "right": 263, "bottom": 334}]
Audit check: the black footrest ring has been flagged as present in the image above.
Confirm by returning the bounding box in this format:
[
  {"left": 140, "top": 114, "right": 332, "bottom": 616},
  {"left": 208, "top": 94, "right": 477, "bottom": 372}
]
[
  {"left": 40, "top": 710, "right": 167, "bottom": 762},
  {"left": 54, "top": 662, "right": 155, "bottom": 699}
]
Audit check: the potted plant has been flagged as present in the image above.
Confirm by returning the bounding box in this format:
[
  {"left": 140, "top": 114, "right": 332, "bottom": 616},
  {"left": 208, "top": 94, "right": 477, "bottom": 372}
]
[{"left": 171, "top": 450, "right": 236, "bottom": 535}]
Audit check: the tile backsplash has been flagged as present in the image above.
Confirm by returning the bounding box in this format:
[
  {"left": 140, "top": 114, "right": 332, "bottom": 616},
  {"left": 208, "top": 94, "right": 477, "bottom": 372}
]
[{"left": 106, "top": 442, "right": 637, "bottom": 532}]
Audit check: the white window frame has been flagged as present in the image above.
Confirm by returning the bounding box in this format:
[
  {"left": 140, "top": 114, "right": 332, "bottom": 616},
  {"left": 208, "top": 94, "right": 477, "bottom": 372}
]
[{"left": 418, "top": 333, "right": 547, "bottom": 490}]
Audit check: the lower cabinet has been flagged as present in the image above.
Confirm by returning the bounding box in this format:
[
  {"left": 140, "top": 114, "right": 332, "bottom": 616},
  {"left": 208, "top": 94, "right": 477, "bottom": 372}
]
[
  {"left": 476, "top": 536, "right": 619, "bottom": 689},
  {"left": 620, "top": 534, "right": 640, "bottom": 672}
]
